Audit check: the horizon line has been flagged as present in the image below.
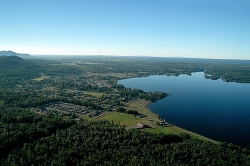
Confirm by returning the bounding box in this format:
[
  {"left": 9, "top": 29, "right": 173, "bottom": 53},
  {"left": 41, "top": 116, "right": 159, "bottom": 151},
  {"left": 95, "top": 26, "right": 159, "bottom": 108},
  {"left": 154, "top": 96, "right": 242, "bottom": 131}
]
[{"left": 29, "top": 54, "right": 249, "bottom": 61}]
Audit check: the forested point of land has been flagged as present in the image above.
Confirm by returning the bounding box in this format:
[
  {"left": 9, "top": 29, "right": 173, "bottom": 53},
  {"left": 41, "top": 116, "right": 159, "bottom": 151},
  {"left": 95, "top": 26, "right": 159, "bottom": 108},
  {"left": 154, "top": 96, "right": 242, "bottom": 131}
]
[{"left": 1, "top": 55, "right": 250, "bottom": 165}]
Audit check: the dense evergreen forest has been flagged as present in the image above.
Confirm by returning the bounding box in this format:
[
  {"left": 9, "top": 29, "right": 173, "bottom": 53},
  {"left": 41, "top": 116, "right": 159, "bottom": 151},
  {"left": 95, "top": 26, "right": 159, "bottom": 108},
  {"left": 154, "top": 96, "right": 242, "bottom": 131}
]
[
  {"left": 1, "top": 55, "right": 250, "bottom": 165},
  {"left": 4, "top": 120, "right": 250, "bottom": 166}
]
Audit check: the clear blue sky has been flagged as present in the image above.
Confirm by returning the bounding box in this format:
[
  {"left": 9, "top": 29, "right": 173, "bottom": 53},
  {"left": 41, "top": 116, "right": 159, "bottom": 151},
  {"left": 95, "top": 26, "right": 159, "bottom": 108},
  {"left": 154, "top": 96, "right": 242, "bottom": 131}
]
[{"left": 1, "top": 0, "right": 250, "bottom": 59}]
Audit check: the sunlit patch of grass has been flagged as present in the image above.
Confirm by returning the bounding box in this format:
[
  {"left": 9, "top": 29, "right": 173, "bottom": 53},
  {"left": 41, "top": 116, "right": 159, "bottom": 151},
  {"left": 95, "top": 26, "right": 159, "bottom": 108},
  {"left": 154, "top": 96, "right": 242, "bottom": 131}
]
[
  {"left": 83, "top": 91, "right": 104, "bottom": 98},
  {"left": 61, "top": 62, "right": 77, "bottom": 65},
  {"left": 42, "top": 86, "right": 55, "bottom": 91},
  {"left": 98, "top": 112, "right": 143, "bottom": 127},
  {"left": 33, "top": 76, "right": 50, "bottom": 81},
  {"left": 143, "top": 126, "right": 182, "bottom": 135},
  {"left": 127, "top": 99, "right": 159, "bottom": 121}
]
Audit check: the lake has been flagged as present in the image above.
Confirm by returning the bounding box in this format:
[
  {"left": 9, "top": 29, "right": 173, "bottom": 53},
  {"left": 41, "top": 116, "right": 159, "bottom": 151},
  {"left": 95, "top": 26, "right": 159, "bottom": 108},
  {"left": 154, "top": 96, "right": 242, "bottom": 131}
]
[{"left": 118, "top": 72, "right": 250, "bottom": 148}]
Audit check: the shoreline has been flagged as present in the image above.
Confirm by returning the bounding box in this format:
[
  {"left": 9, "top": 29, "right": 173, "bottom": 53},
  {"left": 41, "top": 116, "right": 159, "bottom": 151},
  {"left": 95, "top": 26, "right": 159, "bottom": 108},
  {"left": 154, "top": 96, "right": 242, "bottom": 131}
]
[
  {"left": 173, "top": 125, "right": 219, "bottom": 144},
  {"left": 143, "top": 100, "right": 219, "bottom": 144}
]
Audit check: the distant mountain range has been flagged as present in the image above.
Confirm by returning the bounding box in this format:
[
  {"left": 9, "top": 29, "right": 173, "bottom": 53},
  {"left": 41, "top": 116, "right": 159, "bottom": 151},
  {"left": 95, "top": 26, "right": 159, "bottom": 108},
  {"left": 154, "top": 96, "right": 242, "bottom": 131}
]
[{"left": 0, "top": 51, "right": 30, "bottom": 57}]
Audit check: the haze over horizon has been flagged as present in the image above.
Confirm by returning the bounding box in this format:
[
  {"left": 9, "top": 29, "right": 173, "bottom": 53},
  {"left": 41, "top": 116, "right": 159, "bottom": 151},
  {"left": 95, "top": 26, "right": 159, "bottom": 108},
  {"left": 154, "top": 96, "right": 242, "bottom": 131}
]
[{"left": 1, "top": 0, "right": 250, "bottom": 60}]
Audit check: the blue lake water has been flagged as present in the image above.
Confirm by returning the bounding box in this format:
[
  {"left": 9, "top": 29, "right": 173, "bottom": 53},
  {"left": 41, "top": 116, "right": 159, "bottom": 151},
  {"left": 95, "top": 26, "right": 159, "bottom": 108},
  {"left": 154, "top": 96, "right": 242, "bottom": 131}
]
[{"left": 118, "top": 72, "right": 250, "bottom": 148}]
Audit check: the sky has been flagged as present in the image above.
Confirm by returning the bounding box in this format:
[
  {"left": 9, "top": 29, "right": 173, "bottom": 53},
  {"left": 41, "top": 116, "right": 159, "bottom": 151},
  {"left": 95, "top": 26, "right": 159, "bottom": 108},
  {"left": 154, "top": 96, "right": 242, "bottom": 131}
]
[{"left": 0, "top": 0, "right": 250, "bottom": 59}]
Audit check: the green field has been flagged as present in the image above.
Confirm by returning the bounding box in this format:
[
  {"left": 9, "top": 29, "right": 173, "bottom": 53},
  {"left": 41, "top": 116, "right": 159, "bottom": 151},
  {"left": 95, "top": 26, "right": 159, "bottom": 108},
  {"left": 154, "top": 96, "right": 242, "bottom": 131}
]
[
  {"left": 126, "top": 99, "right": 159, "bottom": 121},
  {"left": 43, "top": 86, "right": 55, "bottom": 91},
  {"left": 99, "top": 112, "right": 143, "bottom": 126},
  {"left": 83, "top": 91, "right": 104, "bottom": 98},
  {"left": 143, "top": 126, "right": 183, "bottom": 135},
  {"left": 33, "top": 76, "right": 50, "bottom": 81}
]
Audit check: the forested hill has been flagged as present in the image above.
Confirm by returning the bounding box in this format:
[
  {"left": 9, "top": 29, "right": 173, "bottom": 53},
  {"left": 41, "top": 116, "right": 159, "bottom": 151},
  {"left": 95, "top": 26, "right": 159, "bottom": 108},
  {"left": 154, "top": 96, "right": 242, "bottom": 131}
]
[
  {"left": 0, "top": 56, "right": 42, "bottom": 69},
  {"left": 0, "top": 56, "right": 83, "bottom": 81},
  {"left": 0, "top": 50, "right": 30, "bottom": 57},
  {"left": 0, "top": 56, "right": 46, "bottom": 80},
  {"left": 0, "top": 56, "right": 27, "bottom": 68}
]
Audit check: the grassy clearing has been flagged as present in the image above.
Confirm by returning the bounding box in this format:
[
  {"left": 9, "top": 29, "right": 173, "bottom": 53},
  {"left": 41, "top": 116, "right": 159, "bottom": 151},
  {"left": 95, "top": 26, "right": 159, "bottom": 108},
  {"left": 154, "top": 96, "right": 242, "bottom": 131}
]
[
  {"left": 143, "top": 126, "right": 183, "bottom": 135},
  {"left": 33, "top": 76, "right": 50, "bottom": 81},
  {"left": 98, "top": 112, "right": 145, "bottom": 127},
  {"left": 91, "top": 112, "right": 111, "bottom": 120},
  {"left": 61, "top": 62, "right": 77, "bottom": 66},
  {"left": 126, "top": 99, "right": 159, "bottom": 122},
  {"left": 43, "top": 86, "right": 55, "bottom": 91},
  {"left": 80, "top": 62, "right": 101, "bottom": 65},
  {"left": 83, "top": 91, "right": 104, "bottom": 98}
]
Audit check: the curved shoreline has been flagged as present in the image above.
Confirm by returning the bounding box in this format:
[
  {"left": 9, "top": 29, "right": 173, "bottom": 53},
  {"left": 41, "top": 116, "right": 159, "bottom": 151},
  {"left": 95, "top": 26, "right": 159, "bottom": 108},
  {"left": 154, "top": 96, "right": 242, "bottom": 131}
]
[
  {"left": 172, "top": 125, "right": 219, "bottom": 144},
  {"left": 144, "top": 100, "right": 219, "bottom": 144}
]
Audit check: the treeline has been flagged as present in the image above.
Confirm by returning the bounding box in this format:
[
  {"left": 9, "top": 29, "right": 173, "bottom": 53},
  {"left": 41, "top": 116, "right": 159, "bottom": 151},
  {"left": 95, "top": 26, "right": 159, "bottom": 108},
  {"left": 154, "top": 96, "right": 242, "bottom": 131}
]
[
  {"left": 204, "top": 64, "right": 250, "bottom": 83},
  {"left": 118, "top": 86, "right": 168, "bottom": 102},
  {"left": 3, "top": 120, "right": 250, "bottom": 166},
  {"left": 116, "top": 107, "right": 139, "bottom": 116}
]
